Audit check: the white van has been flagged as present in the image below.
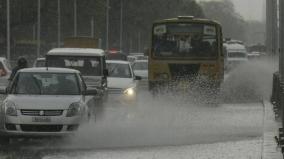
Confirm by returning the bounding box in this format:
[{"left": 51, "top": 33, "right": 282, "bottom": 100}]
[
  {"left": 46, "top": 48, "right": 108, "bottom": 104},
  {"left": 224, "top": 43, "right": 248, "bottom": 71}
]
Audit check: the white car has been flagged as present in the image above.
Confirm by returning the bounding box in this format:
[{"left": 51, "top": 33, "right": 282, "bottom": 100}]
[
  {"left": 132, "top": 60, "right": 148, "bottom": 89},
  {"left": 224, "top": 43, "right": 248, "bottom": 71},
  {"left": 106, "top": 60, "right": 141, "bottom": 105},
  {"left": 33, "top": 57, "right": 46, "bottom": 67},
  {"left": 127, "top": 55, "right": 138, "bottom": 64},
  {"left": 132, "top": 60, "right": 148, "bottom": 79},
  {"left": 0, "top": 68, "right": 96, "bottom": 144},
  {"left": 129, "top": 53, "right": 148, "bottom": 60},
  {"left": 0, "top": 57, "right": 12, "bottom": 86}
]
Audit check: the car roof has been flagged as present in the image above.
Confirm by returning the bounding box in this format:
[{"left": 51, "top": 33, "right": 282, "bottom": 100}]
[
  {"left": 134, "top": 60, "right": 148, "bottom": 63},
  {"left": 106, "top": 60, "right": 130, "bottom": 64},
  {"left": 36, "top": 58, "right": 46, "bottom": 61},
  {"left": 47, "top": 48, "right": 105, "bottom": 57},
  {"left": 224, "top": 44, "right": 246, "bottom": 51},
  {"left": 19, "top": 67, "right": 80, "bottom": 73}
]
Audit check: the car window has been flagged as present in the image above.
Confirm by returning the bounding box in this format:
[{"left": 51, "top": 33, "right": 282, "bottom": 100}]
[
  {"left": 133, "top": 62, "right": 148, "bottom": 70},
  {"left": 107, "top": 63, "right": 132, "bottom": 78},
  {"left": 47, "top": 56, "right": 102, "bottom": 76},
  {"left": 10, "top": 72, "right": 80, "bottom": 95},
  {"left": 228, "top": 52, "right": 247, "bottom": 58}
]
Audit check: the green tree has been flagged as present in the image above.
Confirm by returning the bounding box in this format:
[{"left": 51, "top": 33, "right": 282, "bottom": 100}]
[
  {"left": 200, "top": 0, "right": 246, "bottom": 42},
  {"left": 109, "top": 0, "right": 204, "bottom": 52}
]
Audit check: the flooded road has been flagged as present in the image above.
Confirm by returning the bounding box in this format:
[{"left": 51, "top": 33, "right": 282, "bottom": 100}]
[{"left": 0, "top": 58, "right": 275, "bottom": 159}]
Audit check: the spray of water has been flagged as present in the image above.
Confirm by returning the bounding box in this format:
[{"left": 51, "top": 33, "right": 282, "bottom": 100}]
[
  {"left": 221, "top": 57, "right": 277, "bottom": 103},
  {"left": 54, "top": 58, "right": 273, "bottom": 149},
  {"left": 19, "top": 58, "right": 272, "bottom": 152}
]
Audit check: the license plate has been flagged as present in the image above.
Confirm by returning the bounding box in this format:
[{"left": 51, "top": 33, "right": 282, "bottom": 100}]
[{"left": 32, "top": 117, "right": 51, "bottom": 122}]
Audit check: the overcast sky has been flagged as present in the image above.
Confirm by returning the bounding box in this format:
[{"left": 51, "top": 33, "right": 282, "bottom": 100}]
[{"left": 197, "top": 0, "right": 265, "bottom": 21}]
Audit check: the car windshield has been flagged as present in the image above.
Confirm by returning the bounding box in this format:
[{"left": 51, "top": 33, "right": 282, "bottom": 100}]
[
  {"left": 107, "top": 63, "right": 132, "bottom": 78},
  {"left": 228, "top": 52, "right": 247, "bottom": 58},
  {"left": 10, "top": 72, "right": 80, "bottom": 95},
  {"left": 133, "top": 62, "right": 148, "bottom": 70},
  {"left": 153, "top": 23, "right": 218, "bottom": 58},
  {"left": 47, "top": 56, "right": 102, "bottom": 76}
]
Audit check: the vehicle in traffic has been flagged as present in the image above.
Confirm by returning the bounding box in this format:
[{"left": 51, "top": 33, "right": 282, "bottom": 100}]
[
  {"left": 247, "top": 51, "right": 261, "bottom": 60},
  {"left": 63, "top": 37, "right": 100, "bottom": 48},
  {"left": 106, "top": 60, "right": 141, "bottom": 105},
  {"left": 46, "top": 48, "right": 108, "bottom": 105},
  {"left": 0, "top": 68, "right": 96, "bottom": 144},
  {"left": 0, "top": 57, "right": 12, "bottom": 86},
  {"left": 33, "top": 57, "right": 46, "bottom": 67},
  {"left": 129, "top": 53, "right": 148, "bottom": 60},
  {"left": 127, "top": 55, "right": 138, "bottom": 64},
  {"left": 148, "top": 16, "right": 224, "bottom": 93},
  {"left": 132, "top": 60, "right": 148, "bottom": 89},
  {"left": 106, "top": 52, "right": 128, "bottom": 61},
  {"left": 224, "top": 43, "right": 248, "bottom": 71}
]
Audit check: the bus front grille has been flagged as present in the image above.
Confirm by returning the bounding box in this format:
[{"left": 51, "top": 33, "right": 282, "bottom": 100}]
[{"left": 169, "top": 64, "right": 200, "bottom": 80}]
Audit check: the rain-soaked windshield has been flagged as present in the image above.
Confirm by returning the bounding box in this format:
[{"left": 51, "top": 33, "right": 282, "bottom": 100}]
[
  {"left": 133, "top": 62, "right": 148, "bottom": 70},
  {"left": 11, "top": 72, "right": 80, "bottom": 95},
  {"left": 153, "top": 24, "right": 218, "bottom": 58},
  {"left": 107, "top": 62, "right": 132, "bottom": 78},
  {"left": 0, "top": 0, "right": 279, "bottom": 158},
  {"left": 47, "top": 56, "right": 102, "bottom": 76},
  {"left": 228, "top": 52, "right": 247, "bottom": 58}
]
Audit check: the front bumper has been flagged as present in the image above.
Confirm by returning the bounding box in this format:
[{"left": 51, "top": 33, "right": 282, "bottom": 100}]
[
  {"left": 0, "top": 113, "right": 83, "bottom": 137},
  {"left": 107, "top": 93, "right": 137, "bottom": 106}
]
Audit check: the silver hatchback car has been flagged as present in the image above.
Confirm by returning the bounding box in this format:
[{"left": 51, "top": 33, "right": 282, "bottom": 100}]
[{"left": 0, "top": 67, "right": 97, "bottom": 144}]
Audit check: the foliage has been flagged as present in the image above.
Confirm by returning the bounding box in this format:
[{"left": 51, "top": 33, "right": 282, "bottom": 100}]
[
  {"left": 109, "top": 0, "right": 204, "bottom": 52},
  {"left": 0, "top": 0, "right": 204, "bottom": 58},
  {"left": 200, "top": 0, "right": 247, "bottom": 42}
]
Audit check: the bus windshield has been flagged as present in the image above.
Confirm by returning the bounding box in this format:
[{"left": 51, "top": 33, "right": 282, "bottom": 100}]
[{"left": 152, "top": 23, "right": 218, "bottom": 58}]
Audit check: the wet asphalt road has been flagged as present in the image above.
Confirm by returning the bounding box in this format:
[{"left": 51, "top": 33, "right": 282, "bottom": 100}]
[{"left": 0, "top": 90, "right": 264, "bottom": 159}]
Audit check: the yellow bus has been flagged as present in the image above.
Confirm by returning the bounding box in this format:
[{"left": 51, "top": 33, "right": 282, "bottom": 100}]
[{"left": 148, "top": 16, "right": 224, "bottom": 93}]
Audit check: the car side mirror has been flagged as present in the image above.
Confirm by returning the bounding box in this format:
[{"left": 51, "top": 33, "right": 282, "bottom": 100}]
[
  {"left": 135, "top": 76, "right": 142, "bottom": 80},
  {"left": 83, "top": 88, "right": 98, "bottom": 96},
  {"left": 103, "top": 69, "right": 109, "bottom": 77},
  {"left": 0, "top": 87, "right": 7, "bottom": 94}
]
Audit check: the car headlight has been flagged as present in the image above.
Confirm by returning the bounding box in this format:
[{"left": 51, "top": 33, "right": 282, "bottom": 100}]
[
  {"left": 66, "top": 102, "right": 81, "bottom": 117},
  {"left": 124, "top": 87, "right": 136, "bottom": 96},
  {"left": 5, "top": 101, "right": 17, "bottom": 116}
]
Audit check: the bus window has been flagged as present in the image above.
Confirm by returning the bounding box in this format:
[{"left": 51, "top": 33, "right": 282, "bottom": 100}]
[{"left": 153, "top": 24, "right": 218, "bottom": 58}]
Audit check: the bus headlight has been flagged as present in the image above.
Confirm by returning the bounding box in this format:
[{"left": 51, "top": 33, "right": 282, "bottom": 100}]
[
  {"left": 5, "top": 101, "right": 17, "bottom": 116},
  {"left": 124, "top": 88, "right": 135, "bottom": 96}
]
